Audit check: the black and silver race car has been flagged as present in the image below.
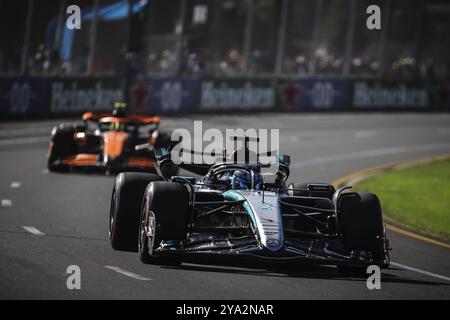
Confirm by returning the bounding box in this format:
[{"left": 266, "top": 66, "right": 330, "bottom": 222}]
[{"left": 109, "top": 142, "right": 390, "bottom": 275}]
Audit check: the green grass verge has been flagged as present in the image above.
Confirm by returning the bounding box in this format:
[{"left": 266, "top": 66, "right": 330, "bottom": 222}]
[{"left": 354, "top": 159, "right": 450, "bottom": 242}]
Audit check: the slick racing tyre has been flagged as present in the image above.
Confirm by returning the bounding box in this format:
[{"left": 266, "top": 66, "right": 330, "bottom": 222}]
[
  {"left": 47, "top": 124, "right": 78, "bottom": 172},
  {"left": 287, "top": 182, "right": 336, "bottom": 200},
  {"left": 139, "top": 181, "right": 190, "bottom": 266},
  {"left": 110, "top": 172, "right": 163, "bottom": 252},
  {"left": 337, "top": 192, "right": 385, "bottom": 276}
]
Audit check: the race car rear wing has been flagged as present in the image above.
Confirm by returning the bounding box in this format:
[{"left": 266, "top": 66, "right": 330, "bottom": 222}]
[{"left": 82, "top": 112, "right": 160, "bottom": 124}]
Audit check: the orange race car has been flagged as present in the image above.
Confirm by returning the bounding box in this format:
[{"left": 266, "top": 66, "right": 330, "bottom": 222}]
[{"left": 47, "top": 103, "right": 175, "bottom": 174}]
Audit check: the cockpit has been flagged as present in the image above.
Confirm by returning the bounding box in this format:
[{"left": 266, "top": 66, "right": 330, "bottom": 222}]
[
  {"left": 200, "top": 168, "right": 263, "bottom": 191},
  {"left": 155, "top": 144, "right": 291, "bottom": 192}
]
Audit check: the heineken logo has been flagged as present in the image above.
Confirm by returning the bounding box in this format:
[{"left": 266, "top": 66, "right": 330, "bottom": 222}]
[
  {"left": 200, "top": 81, "right": 274, "bottom": 110},
  {"left": 353, "top": 81, "right": 428, "bottom": 108},
  {"left": 51, "top": 81, "right": 123, "bottom": 112}
]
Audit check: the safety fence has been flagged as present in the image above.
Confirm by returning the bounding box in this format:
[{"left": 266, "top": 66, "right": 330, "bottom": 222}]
[{"left": 0, "top": 76, "right": 449, "bottom": 118}]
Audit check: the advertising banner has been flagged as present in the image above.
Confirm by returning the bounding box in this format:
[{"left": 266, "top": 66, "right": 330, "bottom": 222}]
[
  {"left": 352, "top": 80, "right": 429, "bottom": 109},
  {"left": 278, "top": 79, "right": 352, "bottom": 111},
  {"left": 1, "top": 76, "right": 443, "bottom": 119},
  {"left": 49, "top": 77, "right": 124, "bottom": 115},
  {"left": 130, "top": 78, "right": 200, "bottom": 115},
  {"left": 199, "top": 79, "right": 276, "bottom": 111},
  {"left": 0, "top": 77, "right": 50, "bottom": 117}
]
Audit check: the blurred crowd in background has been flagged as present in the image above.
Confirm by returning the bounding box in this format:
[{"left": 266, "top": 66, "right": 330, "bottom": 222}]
[{"left": 0, "top": 0, "right": 449, "bottom": 83}]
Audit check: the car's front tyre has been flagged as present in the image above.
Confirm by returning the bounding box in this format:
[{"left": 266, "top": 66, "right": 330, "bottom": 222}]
[
  {"left": 337, "top": 192, "right": 387, "bottom": 276},
  {"left": 109, "top": 172, "right": 163, "bottom": 252},
  {"left": 138, "top": 181, "right": 190, "bottom": 266}
]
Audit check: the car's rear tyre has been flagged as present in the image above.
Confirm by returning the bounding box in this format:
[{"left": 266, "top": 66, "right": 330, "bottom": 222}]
[
  {"left": 47, "top": 124, "right": 78, "bottom": 172},
  {"left": 287, "top": 182, "right": 335, "bottom": 200},
  {"left": 337, "top": 192, "right": 385, "bottom": 276},
  {"left": 139, "top": 181, "right": 190, "bottom": 266},
  {"left": 110, "top": 172, "right": 163, "bottom": 252}
]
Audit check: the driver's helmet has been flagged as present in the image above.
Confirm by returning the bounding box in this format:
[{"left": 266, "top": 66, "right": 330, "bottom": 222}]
[
  {"left": 231, "top": 170, "right": 262, "bottom": 190},
  {"left": 112, "top": 102, "right": 127, "bottom": 117}
]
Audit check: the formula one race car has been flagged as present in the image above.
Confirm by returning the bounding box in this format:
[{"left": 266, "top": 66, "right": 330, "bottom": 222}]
[
  {"left": 48, "top": 103, "right": 174, "bottom": 174},
  {"left": 109, "top": 139, "right": 390, "bottom": 275}
]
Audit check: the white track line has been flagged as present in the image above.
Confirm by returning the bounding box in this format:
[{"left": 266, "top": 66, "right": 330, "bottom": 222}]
[
  {"left": 390, "top": 261, "right": 450, "bottom": 282},
  {"left": 1, "top": 199, "right": 12, "bottom": 207},
  {"left": 22, "top": 226, "right": 46, "bottom": 236},
  {"left": 105, "top": 266, "right": 152, "bottom": 281},
  {"left": 10, "top": 182, "right": 21, "bottom": 188}
]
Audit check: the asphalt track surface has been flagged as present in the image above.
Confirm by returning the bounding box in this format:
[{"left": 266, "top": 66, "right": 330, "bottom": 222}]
[{"left": 0, "top": 113, "right": 449, "bottom": 299}]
